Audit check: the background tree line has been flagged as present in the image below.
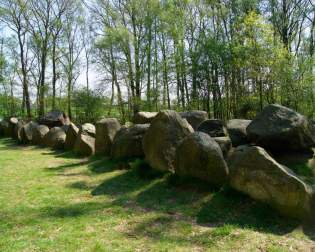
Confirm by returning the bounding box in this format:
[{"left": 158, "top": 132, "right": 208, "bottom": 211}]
[{"left": 0, "top": 0, "right": 314, "bottom": 123}]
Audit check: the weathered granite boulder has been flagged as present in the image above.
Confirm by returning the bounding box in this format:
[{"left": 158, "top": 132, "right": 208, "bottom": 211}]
[
  {"left": 111, "top": 124, "right": 149, "bottom": 160},
  {"left": 79, "top": 123, "right": 96, "bottom": 137},
  {"left": 214, "top": 136, "right": 232, "bottom": 158},
  {"left": 8, "top": 117, "right": 19, "bottom": 138},
  {"left": 228, "top": 145, "right": 314, "bottom": 219},
  {"left": 143, "top": 110, "right": 194, "bottom": 172},
  {"left": 133, "top": 112, "right": 158, "bottom": 124},
  {"left": 74, "top": 123, "right": 96, "bottom": 156},
  {"left": 43, "top": 127, "right": 66, "bottom": 149},
  {"left": 197, "top": 119, "right": 227, "bottom": 137},
  {"left": 32, "top": 125, "right": 49, "bottom": 145},
  {"left": 227, "top": 119, "right": 251, "bottom": 147},
  {"left": 247, "top": 104, "right": 315, "bottom": 152},
  {"left": 175, "top": 132, "right": 229, "bottom": 187},
  {"left": 179, "top": 111, "right": 208, "bottom": 130},
  {"left": 38, "top": 110, "right": 70, "bottom": 128},
  {"left": 14, "top": 120, "right": 25, "bottom": 142},
  {"left": 65, "top": 123, "right": 79, "bottom": 150},
  {"left": 95, "top": 118, "right": 121, "bottom": 155},
  {"left": 21, "top": 121, "right": 38, "bottom": 144}
]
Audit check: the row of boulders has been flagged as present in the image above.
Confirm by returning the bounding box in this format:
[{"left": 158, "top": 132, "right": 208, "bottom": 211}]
[{"left": 0, "top": 104, "right": 314, "bottom": 222}]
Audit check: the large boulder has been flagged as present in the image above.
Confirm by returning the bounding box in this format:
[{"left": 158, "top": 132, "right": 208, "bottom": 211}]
[
  {"left": 95, "top": 118, "right": 121, "bottom": 155},
  {"left": 175, "top": 132, "right": 229, "bottom": 187},
  {"left": 227, "top": 119, "right": 251, "bottom": 147},
  {"left": 79, "top": 123, "right": 96, "bottom": 137},
  {"left": 213, "top": 136, "right": 232, "bottom": 158},
  {"left": 38, "top": 110, "right": 70, "bottom": 128},
  {"left": 143, "top": 110, "right": 194, "bottom": 172},
  {"left": 179, "top": 111, "right": 208, "bottom": 130},
  {"left": 32, "top": 125, "right": 49, "bottom": 145},
  {"left": 74, "top": 123, "right": 96, "bottom": 156},
  {"left": 43, "top": 127, "right": 66, "bottom": 149},
  {"left": 8, "top": 117, "right": 19, "bottom": 138},
  {"left": 21, "top": 121, "right": 38, "bottom": 144},
  {"left": 133, "top": 112, "right": 158, "bottom": 124},
  {"left": 197, "top": 119, "right": 227, "bottom": 137},
  {"left": 14, "top": 120, "right": 25, "bottom": 142},
  {"left": 228, "top": 145, "right": 314, "bottom": 219},
  {"left": 74, "top": 134, "right": 95, "bottom": 156},
  {"left": 247, "top": 104, "right": 315, "bottom": 152},
  {"left": 65, "top": 123, "right": 79, "bottom": 150},
  {"left": 111, "top": 124, "right": 149, "bottom": 160}
]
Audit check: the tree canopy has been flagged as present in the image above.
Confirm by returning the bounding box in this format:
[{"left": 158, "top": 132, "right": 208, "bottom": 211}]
[{"left": 0, "top": 0, "right": 314, "bottom": 122}]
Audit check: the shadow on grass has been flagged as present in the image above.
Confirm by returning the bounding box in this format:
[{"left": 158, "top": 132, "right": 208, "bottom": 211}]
[
  {"left": 91, "top": 167, "right": 308, "bottom": 238},
  {"left": 0, "top": 138, "right": 26, "bottom": 150},
  {"left": 41, "top": 202, "right": 106, "bottom": 219},
  {"left": 2, "top": 138, "right": 313, "bottom": 243}
]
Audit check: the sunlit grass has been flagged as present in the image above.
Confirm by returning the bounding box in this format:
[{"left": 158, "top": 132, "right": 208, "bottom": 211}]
[{"left": 0, "top": 138, "right": 314, "bottom": 251}]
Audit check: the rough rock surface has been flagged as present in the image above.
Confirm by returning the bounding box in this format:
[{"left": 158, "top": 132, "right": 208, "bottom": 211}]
[
  {"left": 133, "top": 112, "right": 158, "bottom": 124},
  {"left": 38, "top": 110, "right": 70, "bottom": 128},
  {"left": 65, "top": 123, "right": 79, "bottom": 150},
  {"left": 95, "top": 118, "right": 121, "bottom": 155},
  {"left": 228, "top": 145, "right": 314, "bottom": 219},
  {"left": 247, "top": 104, "right": 315, "bottom": 152},
  {"left": 79, "top": 123, "right": 96, "bottom": 137},
  {"left": 74, "top": 124, "right": 96, "bottom": 156},
  {"left": 32, "top": 125, "right": 50, "bottom": 145},
  {"left": 111, "top": 124, "right": 149, "bottom": 160},
  {"left": 21, "top": 121, "right": 38, "bottom": 144},
  {"left": 179, "top": 111, "right": 208, "bottom": 130},
  {"left": 175, "top": 132, "right": 229, "bottom": 187},
  {"left": 8, "top": 117, "right": 19, "bottom": 138},
  {"left": 197, "top": 119, "right": 227, "bottom": 137},
  {"left": 43, "top": 127, "right": 66, "bottom": 149},
  {"left": 214, "top": 136, "right": 232, "bottom": 157},
  {"left": 143, "top": 110, "right": 194, "bottom": 172},
  {"left": 14, "top": 120, "right": 25, "bottom": 141},
  {"left": 227, "top": 119, "right": 251, "bottom": 147}
]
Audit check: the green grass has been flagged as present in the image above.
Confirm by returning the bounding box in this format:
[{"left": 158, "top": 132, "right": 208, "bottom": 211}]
[{"left": 0, "top": 138, "right": 315, "bottom": 251}]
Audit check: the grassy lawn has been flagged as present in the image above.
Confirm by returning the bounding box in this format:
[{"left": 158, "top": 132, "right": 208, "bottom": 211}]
[{"left": 0, "top": 138, "right": 314, "bottom": 251}]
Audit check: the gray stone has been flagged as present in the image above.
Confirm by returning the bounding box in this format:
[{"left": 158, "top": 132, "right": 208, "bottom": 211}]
[
  {"left": 197, "top": 119, "right": 227, "bottom": 137},
  {"left": 74, "top": 124, "right": 96, "bottom": 156},
  {"left": 227, "top": 119, "right": 251, "bottom": 147},
  {"left": 38, "top": 110, "right": 70, "bottom": 128},
  {"left": 228, "top": 145, "right": 314, "bottom": 219},
  {"left": 43, "top": 127, "right": 66, "bottom": 149},
  {"left": 132, "top": 111, "right": 158, "bottom": 124},
  {"left": 65, "top": 123, "right": 79, "bottom": 150},
  {"left": 175, "top": 132, "right": 229, "bottom": 187},
  {"left": 133, "top": 112, "right": 158, "bottom": 124},
  {"left": 111, "top": 124, "right": 149, "bottom": 160},
  {"left": 8, "top": 117, "right": 19, "bottom": 138},
  {"left": 95, "top": 118, "right": 121, "bottom": 155},
  {"left": 143, "top": 110, "right": 194, "bottom": 172},
  {"left": 180, "top": 110, "right": 208, "bottom": 130},
  {"left": 32, "top": 125, "right": 50, "bottom": 145},
  {"left": 80, "top": 123, "right": 96, "bottom": 138},
  {"left": 247, "top": 104, "right": 315, "bottom": 152},
  {"left": 21, "top": 121, "right": 38, "bottom": 144},
  {"left": 14, "top": 120, "right": 25, "bottom": 142},
  {"left": 214, "top": 136, "right": 232, "bottom": 158}
]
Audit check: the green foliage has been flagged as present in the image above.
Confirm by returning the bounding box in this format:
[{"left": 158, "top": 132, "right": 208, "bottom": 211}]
[{"left": 72, "top": 88, "right": 106, "bottom": 123}]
